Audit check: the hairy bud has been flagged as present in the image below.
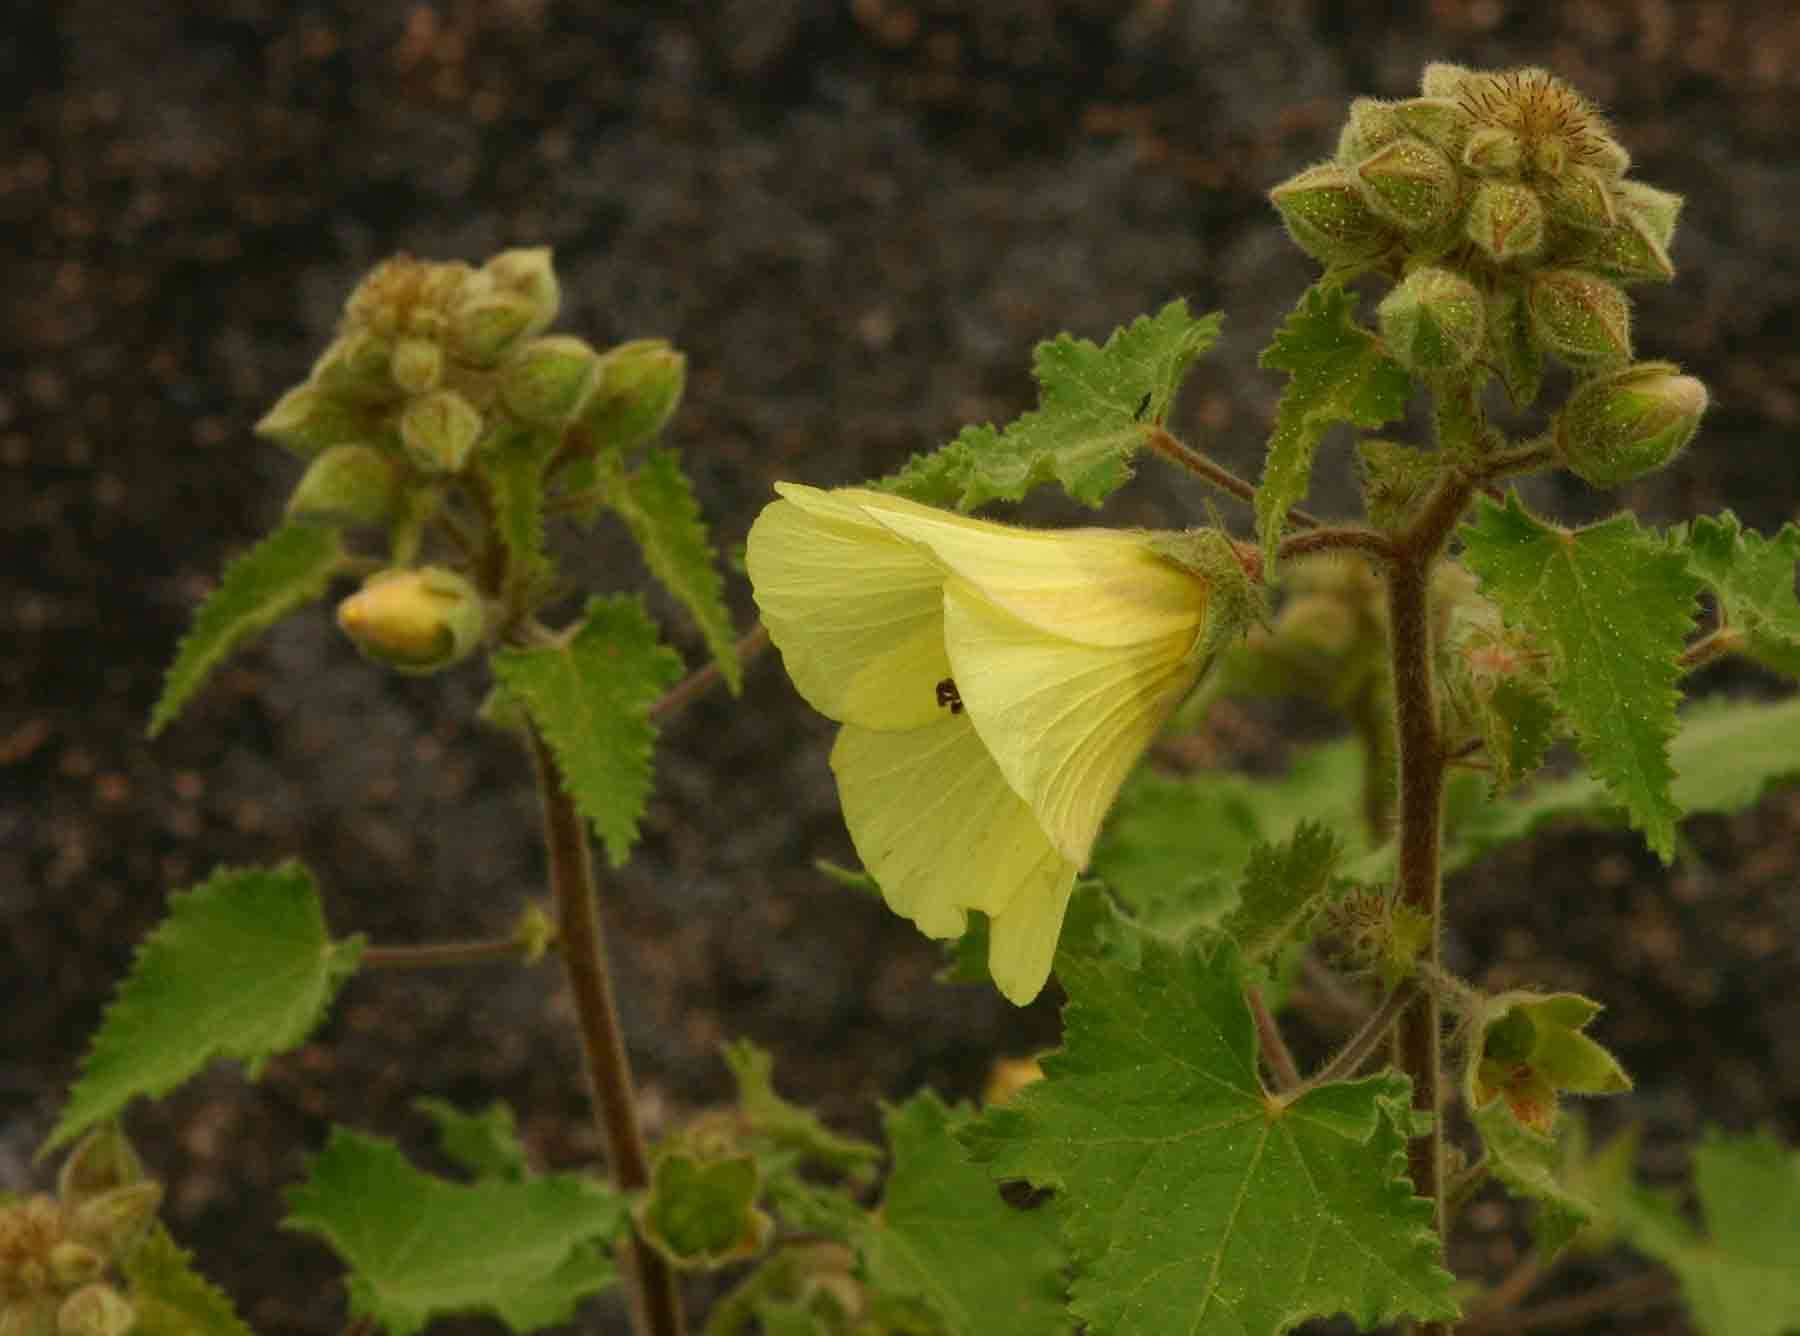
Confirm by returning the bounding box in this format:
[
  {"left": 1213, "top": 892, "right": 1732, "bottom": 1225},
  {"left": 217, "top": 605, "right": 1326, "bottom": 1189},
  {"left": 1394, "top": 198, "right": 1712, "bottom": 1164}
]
[
  {"left": 481, "top": 247, "right": 560, "bottom": 336},
  {"left": 286, "top": 444, "right": 402, "bottom": 527},
  {"left": 56, "top": 1128, "right": 145, "bottom": 1207},
  {"left": 1378, "top": 266, "right": 1484, "bottom": 374},
  {"left": 389, "top": 336, "right": 445, "bottom": 395},
  {"left": 1461, "top": 125, "right": 1522, "bottom": 176},
  {"left": 579, "top": 340, "right": 687, "bottom": 451},
  {"left": 311, "top": 330, "right": 400, "bottom": 404},
  {"left": 1465, "top": 180, "right": 1545, "bottom": 263},
  {"left": 1353, "top": 136, "right": 1460, "bottom": 232},
  {"left": 400, "top": 389, "right": 483, "bottom": 474},
  {"left": 448, "top": 291, "right": 541, "bottom": 367},
  {"left": 1560, "top": 212, "right": 1674, "bottom": 286},
  {"left": 1556, "top": 361, "right": 1707, "bottom": 488},
  {"left": 337, "top": 568, "right": 486, "bottom": 673},
  {"left": 54, "top": 1286, "right": 134, "bottom": 1336},
  {"left": 1269, "top": 164, "right": 1395, "bottom": 267},
  {"left": 254, "top": 384, "right": 377, "bottom": 459},
  {"left": 1618, "top": 180, "right": 1682, "bottom": 250},
  {"left": 500, "top": 335, "right": 601, "bottom": 427},
  {"left": 1527, "top": 268, "right": 1631, "bottom": 369},
  {"left": 67, "top": 1182, "right": 160, "bottom": 1259}
]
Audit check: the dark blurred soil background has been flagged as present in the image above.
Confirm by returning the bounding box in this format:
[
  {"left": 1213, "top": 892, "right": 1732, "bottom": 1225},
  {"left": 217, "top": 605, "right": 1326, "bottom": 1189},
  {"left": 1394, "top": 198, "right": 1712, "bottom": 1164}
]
[{"left": 4, "top": 2, "right": 1798, "bottom": 1333}]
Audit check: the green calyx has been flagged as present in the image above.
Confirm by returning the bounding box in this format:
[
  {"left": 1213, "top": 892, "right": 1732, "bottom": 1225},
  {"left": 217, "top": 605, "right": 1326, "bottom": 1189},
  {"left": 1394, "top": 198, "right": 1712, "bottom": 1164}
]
[
  {"left": 1378, "top": 266, "right": 1484, "bottom": 374},
  {"left": 286, "top": 444, "right": 403, "bottom": 527},
  {"left": 1353, "top": 135, "right": 1461, "bottom": 232},
  {"left": 1466, "top": 180, "right": 1545, "bottom": 263},
  {"left": 1527, "top": 268, "right": 1632, "bottom": 369},
  {"left": 400, "top": 389, "right": 484, "bottom": 474},
  {"left": 499, "top": 335, "right": 602, "bottom": 427},
  {"left": 1268, "top": 163, "right": 1396, "bottom": 268},
  {"left": 579, "top": 339, "right": 688, "bottom": 451},
  {"left": 1556, "top": 360, "right": 1708, "bottom": 488}
]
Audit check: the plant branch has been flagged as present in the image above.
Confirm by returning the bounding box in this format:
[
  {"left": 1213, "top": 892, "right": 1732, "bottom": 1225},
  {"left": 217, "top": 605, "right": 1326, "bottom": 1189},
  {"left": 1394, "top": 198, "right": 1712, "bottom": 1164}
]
[
  {"left": 651, "top": 624, "right": 771, "bottom": 723},
  {"left": 360, "top": 936, "right": 539, "bottom": 970},
  {"left": 1144, "top": 426, "right": 1321, "bottom": 529},
  {"left": 527, "top": 727, "right": 685, "bottom": 1336},
  {"left": 1247, "top": 985, "right": 1301, "bottom": 1091},
  {"left": 1284, "top": 978, "right": 1420, "bottom": 1103},
  {"left": 1458, "top": 1269, "right": 1677, "bottom": 1334},
  {"left": 1277, "top": 525, "right": 1397, "bottom": 564}
]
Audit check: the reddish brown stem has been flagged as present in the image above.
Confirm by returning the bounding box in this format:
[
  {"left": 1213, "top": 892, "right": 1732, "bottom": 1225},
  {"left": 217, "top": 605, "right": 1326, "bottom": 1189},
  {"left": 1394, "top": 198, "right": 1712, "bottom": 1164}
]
[
  {"left": 651, "top": 624, "right": 770, "bottom": 723},
  {"left": 361, "top": 937, "right": 536, "bottom": 970},
  {"left": 1247, "top": 986, "right": 1300, "bottom": 1091},
  {"left": 528, "top": 728, "right": 685, "bottom": 1336},
  {"left": 1144, "top": 426, "right": 1322, "bottom": 529}
]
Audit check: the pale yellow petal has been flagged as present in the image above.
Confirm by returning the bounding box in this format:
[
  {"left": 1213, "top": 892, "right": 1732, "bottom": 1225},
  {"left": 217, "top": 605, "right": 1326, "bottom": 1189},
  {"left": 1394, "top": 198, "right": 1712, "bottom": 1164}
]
[
  {"left": 745, "top": 484, "right": 951, "bottom": 730},
  {"left": 943, "top": 578, "right": 1206, "bottom": 867},
  {"left": 851, "top": 493, "right": 1207, "bottom": 648},
  {"left": 830, "top": 714, "right": 1076, "bottom": 950},
  {"left": 987, "top": 872, "right": 1078, "bottom": 1007}
]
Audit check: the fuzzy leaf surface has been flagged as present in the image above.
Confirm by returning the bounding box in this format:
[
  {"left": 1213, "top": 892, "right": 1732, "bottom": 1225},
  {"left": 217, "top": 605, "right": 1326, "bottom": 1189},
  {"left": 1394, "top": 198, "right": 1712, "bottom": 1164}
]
[
  {"left": 124, "top": 1223, "right": 257, "bottom": 1336},
  {"left": 1460, "top": 494, "right": 1699, "bottom": 861},
  {"left": 854, "top": 1091, "right": 1069, "bottom": 1336},
  {"left": 491, "top": 595, "right": 682, "bottom": 865},
  {"left": 1468, "top": 1103, "right": 1592, "bottom": 1259},
  {"left": 610, "top": 447, "right": 742, "bottom": 691},
  {"left": 482, "top": 421, "right": 558, "bottom": 594},
  {"left": 414, "top": 1097, "right": 530, "bottom": 1181},
  {"left": 148, "top": 523, "right": 344, "bottom": 737},
  {"left": 1620, "top": 1129, "right": 1800, "bottom": 1336},
  {"left": 637, "top": 1151, "right": 772, "bottom": 1268},
  {"left": 883, "top": 301, "right": 1222, "bottom": 510},
  {"left": 1682, "top": 512, "right": 1800, "bottom": 677},
  {"left": 284, "top": 1129, "right": 624, "bottom": 1336},
  {"left": 1219, "top": 821, "right": 1344, "bottom": 964},
  {"left": 1256, "top": 283, "right": 1410, "bottom": 573},
  {"left": 963, "top": 934, "right": 1455, "bottom": 1335},
  {"left": 47, "top": 863, "right": 361, "bottom": 1152}
]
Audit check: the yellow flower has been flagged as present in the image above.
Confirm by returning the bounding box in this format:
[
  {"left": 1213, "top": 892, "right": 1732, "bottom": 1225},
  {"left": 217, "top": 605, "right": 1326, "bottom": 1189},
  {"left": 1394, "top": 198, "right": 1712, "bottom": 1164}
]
[{"left": 746, "top": 483, "right": 1233, "bottom": 1004}]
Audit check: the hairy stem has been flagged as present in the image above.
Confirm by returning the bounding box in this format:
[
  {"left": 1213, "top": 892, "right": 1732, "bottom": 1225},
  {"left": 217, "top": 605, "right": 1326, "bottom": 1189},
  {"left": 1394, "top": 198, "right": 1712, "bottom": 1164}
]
[
  {"left": 361, "top": 936, "right": 538, "bottom": 970},
  {"left": 1283, "top": 979, "right": 1420, "bottom": 1104},
  {"left": 1386, "top": 468, "right": 1474, "bottom": 1336},
  {"left": 1144, "top": 426, "right": 1322, "bottom": 529},
  {"left": 651, "top": 624, "right": 771, "bottom": 724},
  {"left": 528, "top": 728, "right": 685, "bottom": 1336},
  {"left": 1247, "top": 985, "right": 1301, "bottom": 1091}
]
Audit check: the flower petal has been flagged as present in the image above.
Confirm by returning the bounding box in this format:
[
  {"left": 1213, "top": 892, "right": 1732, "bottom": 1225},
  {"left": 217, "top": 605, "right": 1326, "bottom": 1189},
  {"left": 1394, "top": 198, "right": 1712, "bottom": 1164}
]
[
  {"left": 943, "top": 577, "right": 1206, "bottom": 866},
  {"left": 850, "top": 491, "right": 1208, "bottom": 648},
  {"left": 831, "top": 714, "right": 1076, "bottom": 1002},
  {"left": 746, "top": 484, "right": 951, "bottom": 730}
]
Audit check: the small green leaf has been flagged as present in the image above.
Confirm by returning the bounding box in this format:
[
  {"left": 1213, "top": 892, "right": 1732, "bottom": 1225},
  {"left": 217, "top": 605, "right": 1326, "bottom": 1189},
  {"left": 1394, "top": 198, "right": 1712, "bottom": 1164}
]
[
  {"left": 491, "top": 595, "right": 683, "bottom": 865},
  {"left": 1468, "top": 1099, "right": 1593, "bottom": 1260},
  {"left": 46, "top": 863, "right": 361, "bottom": 1154},
  {"left": 285, "top": 1128, "right": 624, "bottom": 1336},
  {"left": 721, "top": 1041, "right": 882, "bottom": 1179},
  {"left": 1090, "top": 771, "right": 1259, "bottom": 938},
  {"left": 1620, "top": 1129, "right": 1800, "bottom": 1336},
  {"left": 1682, "top": 512, "right": 1800, "bottom": 677},
  {"left": 609, "top": 447, "right": 742, "bottom": 692},
  {"left": 1256, "top": 283, "right": 1411, "bottom": 573},
  {"left": 635, "top": 1151, "right": 772, "bottom": 1269},
  {"left": 883, "top": 301, "right": 1223, "bottom": 510},
  {"left": 855, "top": 1092, "right": 1069, "bottom": 1336},
  {"left": 481, "top": 421, "right": 558, "bottom": 595},
  {"left": 1476, "top": 676, "right": 1559, "bottom": 794},
  {"left": 963, "top": 933, "right": 1456, "bottom": 1335},
  {"left": 1460, "top": 493, "right": 1700, "bottom": 861},
  {"left": 1219, "top": 821, "right": 1344, "bottom": 964},
  {"left": 149, "top": 523, "right": 345, "bottom": 737},
  {"left": 414, "top": 1097, "right": 530, "bottom": 1181},
  {"left": 123, "top": 1222, "right": 257, "bottom": 1336}
]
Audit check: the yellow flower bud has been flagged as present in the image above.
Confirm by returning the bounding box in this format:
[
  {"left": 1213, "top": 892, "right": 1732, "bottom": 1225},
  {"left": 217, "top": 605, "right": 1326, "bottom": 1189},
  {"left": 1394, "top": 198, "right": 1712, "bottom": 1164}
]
[
  {"left": 336, "top": 567, "right": 486, "bottom": 674},
  {"left": 746, "top": 485, "right": 1244, "bottom": 1004}
]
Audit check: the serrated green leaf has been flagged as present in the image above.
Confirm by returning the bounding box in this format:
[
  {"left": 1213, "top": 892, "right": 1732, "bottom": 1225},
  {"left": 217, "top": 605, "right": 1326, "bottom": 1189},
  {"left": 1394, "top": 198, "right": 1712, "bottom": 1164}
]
[
  {"left": 1620, "top": 1129, "right": 1800, "bottom": 1336},
  {"left": 491, "top": 595, "right": 683, "bottom": 865},
  {"left": 124, "top": 1222, "right": 257, "bottom": 1336},
  {"left": 414, "top": 1097, "right": 530, "bottom": 1181},
  {"left": 636, "top": 1150, "right": 772, "bottom": 1269},
  {"left": 855, "top": 1091, "right": 1069, "bottom": 1336},
  {"left": 1220, "top": 821, "right": 1344, "bottom": 964},
  {"left": 1089, "top": 771, "right": 1259, "bottom": 939},
  {"left": 1683, "top": 512, "right": 1800, "bottom": 678},
  {"left": 1256, "top": 283, "right": 1411, "bottom": 573},
  {"left": 962, "top": 934, "right": 1455, "bottom": 1335},
  {"left": 482, "top": 421, "right": 558, "bottom": 594},
  {"left": 1469, "top": 1099, "right": 1593, "bottom": 1260},
  {"left": 882, "top": 301, "right": 1223, "bottom": 510},
  {"left": 722, "top": 1040, "right": 882, "bottom": 1179},
  {"left": 1477, "top": 676, "right": 1559, "bottom": 793},
  {"left": 1460, "top": 494, "right": 1700, "bottom": 861},
  {"left": 149, "top": 523, "right": 345, "bottom": 737},
  {"left": 285, "top": 1128, "right": 623, "bottom": 1336},
  {"left": 609, "top": 447, "right": 742, "bottom": 692},
  {"left": 46, "top": 863, "right": 361, "bottom": 1154}
]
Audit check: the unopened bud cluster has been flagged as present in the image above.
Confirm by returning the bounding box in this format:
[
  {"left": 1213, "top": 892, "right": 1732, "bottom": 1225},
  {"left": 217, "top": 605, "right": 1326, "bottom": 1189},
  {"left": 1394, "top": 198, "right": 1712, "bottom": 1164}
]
[
  {"left": 254, "top": 248, "right": 688, "bottom": 672},
  {"left": 1, "top": 1131, "right": 160, "bottom": 1336},
  {"left": 1273, "top": 65, "right": 1706, "bottom": 484}
]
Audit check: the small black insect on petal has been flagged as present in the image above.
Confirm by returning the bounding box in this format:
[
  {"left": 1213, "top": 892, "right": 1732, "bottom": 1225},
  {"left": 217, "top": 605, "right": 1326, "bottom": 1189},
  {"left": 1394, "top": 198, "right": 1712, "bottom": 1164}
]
[
  {"left": 1133, "top": 391, "right": 1152, "bottom": 422},
  {"left": 935, "top": 678, "right": 964, "bottom": 714}
]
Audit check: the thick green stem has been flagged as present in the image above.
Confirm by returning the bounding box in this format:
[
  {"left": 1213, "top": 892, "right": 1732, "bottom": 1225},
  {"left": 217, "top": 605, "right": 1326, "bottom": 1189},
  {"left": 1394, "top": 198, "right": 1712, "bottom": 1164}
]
[{"left": 528, "top": 728, "right": 686, "bottom": 1336}]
